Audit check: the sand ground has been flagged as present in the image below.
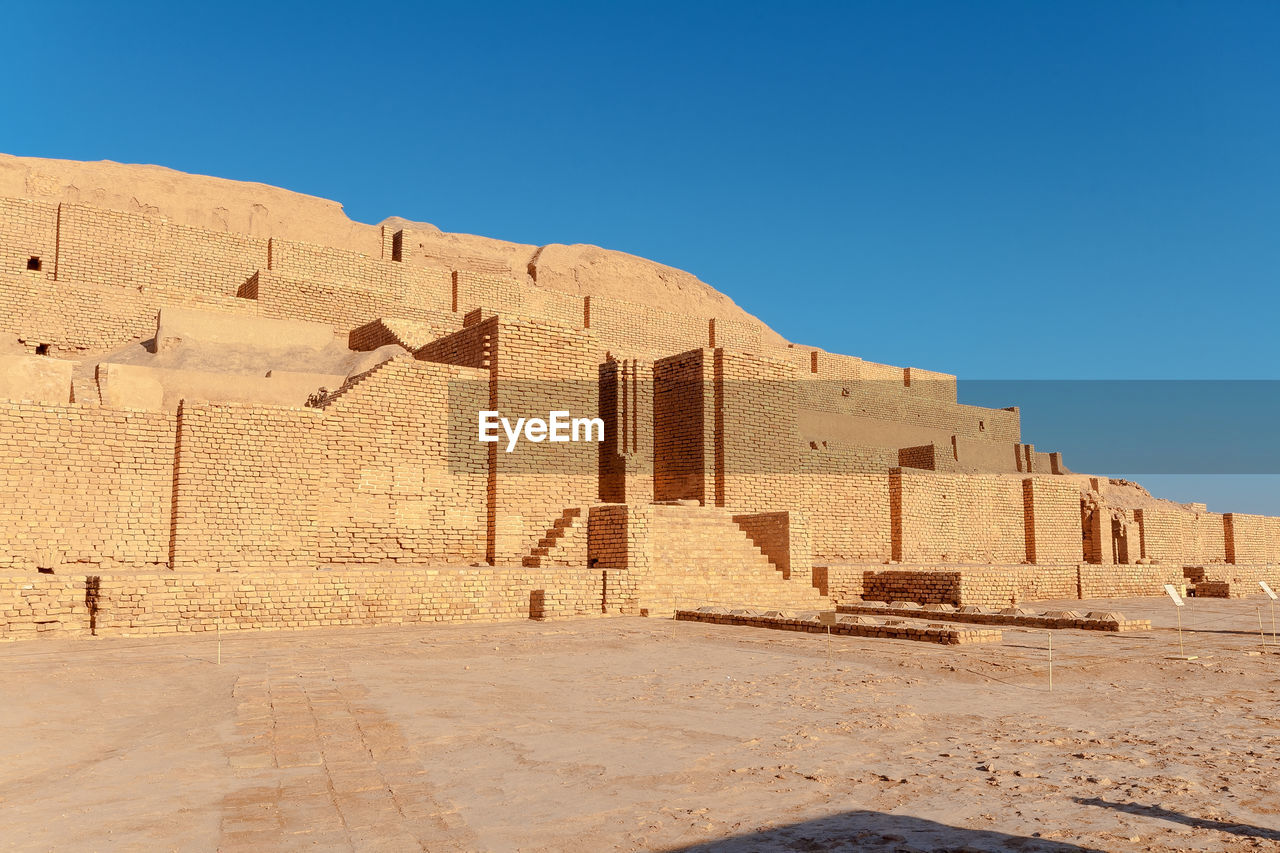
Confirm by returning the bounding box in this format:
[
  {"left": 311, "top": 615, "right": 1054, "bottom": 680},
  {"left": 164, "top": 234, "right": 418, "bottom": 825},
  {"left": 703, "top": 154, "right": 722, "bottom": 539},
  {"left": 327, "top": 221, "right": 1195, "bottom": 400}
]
[{"left": 1, "top": 597, "right": 1278, "bottom": 852}]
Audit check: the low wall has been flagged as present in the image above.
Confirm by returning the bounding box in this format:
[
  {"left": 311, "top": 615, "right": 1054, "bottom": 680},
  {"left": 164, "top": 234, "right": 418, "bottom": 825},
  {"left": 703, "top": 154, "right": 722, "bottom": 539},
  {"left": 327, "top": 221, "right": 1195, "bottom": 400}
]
[
  {"left": 816, "top": 562, "right": 1280, "bottom": 607},
  {"left": 814, "top": 563, "right": 1092, "bottom": 607},
  {"left": 1077, "top": 563, "right": 1185, "bottom": 598},
  {"left": 0, "top": 567, "right": 635, "bottom": 641}
]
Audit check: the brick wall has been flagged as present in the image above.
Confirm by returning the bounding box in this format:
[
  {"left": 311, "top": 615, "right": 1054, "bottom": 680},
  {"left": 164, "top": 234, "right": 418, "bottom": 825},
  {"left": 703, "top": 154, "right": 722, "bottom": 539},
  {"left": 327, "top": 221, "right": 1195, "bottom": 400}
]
[
  {"left": 0, "top": 567, "right": 625, "bottom": 641},
  {"left": 1024, "top": 477, "right": 1082, "bottom": 564},
  {"left": 453, "top": 271, "right": 584, "bottom": 329},
  {"left": 170, "top": 403, "right": 324, "bottom": 571},
  {"left": 1136, "top": 507, "right": 1188, "bottom": 564},
  {"left": 318, "top": 359, "right": 489, "bottom": 566},
  {"left": 1078, "top": 563, "right": 1184, "bottom": 598},
  {"left": 483, "top": 318, "right": 600, "bottom": 564},
  {"left": 891, "top": 468, "right": 1028, "bottom": 563},
  {"left": 0, "top": 198, "right": 57, "bottom": 279},
  {"left": 243, "top": 270, "right": 457, "bottom": 337},
  {"left": 0, "top": 401, "right": 175, "bottom": 571},
  {"left": 654, "top": 349, "right": 716, "bottom": 503},
  {"left": 1189, "top": 510, "right": 1228, "bottom": 563},
  {"left": 818, "top": 564, "right": 1080, "bottom": 607},
  {"left": 801, "top": 442, "right": 893, "bottom": 562},
  {"left": 590, "top": 294, "right": 710, "bottom": 358},
  {"left": 715, "top": 349, "right": 801, "bottom": 511},
  {"left": 798, "top": 379, "right": 1019, "bottom": 443},
  {"left": 1225, "top": 513, "right": 1280, "bottom": 565},
  {"left": 732, "top": 511, "right": 811, "bottom": 580},
  {"left": 598, "top": 357, "right": 654, "bottom": 504},
  {"left": 268, "top": 239, "right": 452, "bottom": 310}
]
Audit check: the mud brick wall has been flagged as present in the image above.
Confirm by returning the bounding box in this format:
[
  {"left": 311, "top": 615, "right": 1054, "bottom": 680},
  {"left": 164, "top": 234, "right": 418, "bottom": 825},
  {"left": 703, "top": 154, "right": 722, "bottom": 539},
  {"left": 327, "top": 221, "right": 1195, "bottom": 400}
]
[
  {"left": 1024, "top": 477, "right": 1082, "bottom": 564},
  {"left": 318, "top": 359, "right": 489, "bottom": 565},
  {"left": 1136, "top": 507, "right": 1190, "bottom": 564},
  {"left": 891, "top": 469, "right": 1027, "bottom": 563},
  {"left": 801, "top": 444, "right": 894, "bottom": 562},
  {"left": 588, "top": 503, "right": 651, "bottom": 572},
  {"left": 898, "top": 443, "right": 960, "bottom": 472},
  {"left": 797, "top": 379, "right": 1019, "bottom": 443},
  {"left": 1188, "top": 511, "right": 1227, "bottom": 564},
  {"left": 864, "top": 569, "right": 964, "bottom": 604},
  {"left": 955, "top": 565, "right": 1079, "bottom": 606},
  {"left": 822, "top": 563, "right": 1189, "bottom": 606},
  {"left": 267, "top": 239, "right": 446, "bottom": 304},
  {"left": 417, "top": 316, "right": 494, "bottom": 370},
  {"left": 0, "top": 264, "right": 266, "bottom": 357},
  {"left": 349, "top": 317, "right": 463, "bottom": 353},
  {"left": 56, "top": 203, "right": 162, "bottom": 288},
  {"left": 715, "top": 349, "right": 801, "bottom": 512},
  {"left": 812, "top": 565, "right": 867, "bottom": 603},
  {"left": 487, "top": 319, "right": 599, "bottom": 564},
  {"left": 1225, "top": 513, "right": 1280, "bottom": 564},
  {"left": 1078, "top": 564, "right": 1184, "bottom": 598},
  {"left": 57, "top": 203, "right": 268, "bottom": 299},
  {"left": 708, "top": 316, "right": 762, "bottom": 352},
  {"left": 903, "top": 366, "right": 958, "bottom": 403},
  {"left": 170, "top": 403, "right": 324, "bottom": 571},
  {"left": 0, "top": 402, "right": 176, "bottom": 571},
  {"left": 453, "top": 271, "right": 585, "bottom": 330},
  {"left": 807, "top": 351, "right": 958, "bottom": 402},
  {"left": 243, "top": 270, "right": 456, "bottom": 336},
  {"left": 158, "top": 221, "right": 268, "bottom": 300},
  {"left": 677, "top": 610, "right": 1001, "bottom": 645},
  {"left": 394, "top": 228, "right": 511, "bottom": 273},
  {"left": 732, "top": 511, "right": 811, "bottom": 580},
  {"left": 654, "top": 349, "right": 716, "bottom": 503},
  {"left": 0, "top": 198, "right": 57, "bottom": 278},
  {"left": 590, "top": 294, "right": 710, "bottom": 358},
  {"left": 598, "top": 357, "right": 655, "bottom": 504},
  {"left": 0, "top": 567, "right": 627, "bottom": 641},
  {"left": 586, "top": 504, "right": 646, "bottom": 615},
  {"left": 1197, "top": 564, "right": 1280, "bottom": 590},
  {"left": 0, "top": 270, "right": 152, "bottom": 354}
]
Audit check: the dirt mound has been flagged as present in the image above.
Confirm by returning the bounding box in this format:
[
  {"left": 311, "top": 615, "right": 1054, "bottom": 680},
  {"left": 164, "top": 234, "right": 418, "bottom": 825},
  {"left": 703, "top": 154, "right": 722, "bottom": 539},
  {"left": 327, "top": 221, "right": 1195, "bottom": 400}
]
[{"left": 1, "top": 153, "right": 780, "bottom": 342}]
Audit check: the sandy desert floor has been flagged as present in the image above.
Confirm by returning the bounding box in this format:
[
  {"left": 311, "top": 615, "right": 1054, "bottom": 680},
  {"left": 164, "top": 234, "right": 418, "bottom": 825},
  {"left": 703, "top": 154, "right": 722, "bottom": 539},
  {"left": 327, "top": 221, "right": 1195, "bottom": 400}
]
[{"left": 1, "top": 596, "right": 1278, "bottom": 852}]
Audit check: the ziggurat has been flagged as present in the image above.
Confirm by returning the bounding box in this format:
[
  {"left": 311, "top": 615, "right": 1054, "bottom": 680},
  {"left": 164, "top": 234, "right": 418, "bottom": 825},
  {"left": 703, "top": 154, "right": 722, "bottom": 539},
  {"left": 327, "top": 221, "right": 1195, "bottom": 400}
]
[{"left": 1, "top": 157, "right": 1275, "bottom": 641}]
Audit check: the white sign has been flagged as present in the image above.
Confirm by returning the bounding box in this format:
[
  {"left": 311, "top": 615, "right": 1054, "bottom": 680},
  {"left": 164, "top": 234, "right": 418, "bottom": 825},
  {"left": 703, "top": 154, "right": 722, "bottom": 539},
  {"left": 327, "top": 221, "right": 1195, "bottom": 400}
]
[
  {"left": 1260, "top": 581, "right": 1277, "bottom": 601},
  {"left": 818, "top": 611, "right": 838, "bottom": 626},
  {"left": 1164, "top": 584, "right": 1185, "bottom": 607}
]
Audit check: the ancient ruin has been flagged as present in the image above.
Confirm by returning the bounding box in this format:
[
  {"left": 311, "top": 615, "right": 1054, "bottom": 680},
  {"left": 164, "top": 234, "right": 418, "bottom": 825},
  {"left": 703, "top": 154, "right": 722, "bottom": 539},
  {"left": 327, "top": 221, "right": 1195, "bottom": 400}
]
[{"left": 1, "top": 153, "right": 1275, "bottom": 641}]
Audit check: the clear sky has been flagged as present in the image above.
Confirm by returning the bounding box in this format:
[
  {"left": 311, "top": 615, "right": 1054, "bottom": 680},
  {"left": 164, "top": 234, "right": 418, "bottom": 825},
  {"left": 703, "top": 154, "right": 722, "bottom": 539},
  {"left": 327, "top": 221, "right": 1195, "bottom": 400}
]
[{"left": 3, "top": 2, "right": 1278, "bottom": 509}]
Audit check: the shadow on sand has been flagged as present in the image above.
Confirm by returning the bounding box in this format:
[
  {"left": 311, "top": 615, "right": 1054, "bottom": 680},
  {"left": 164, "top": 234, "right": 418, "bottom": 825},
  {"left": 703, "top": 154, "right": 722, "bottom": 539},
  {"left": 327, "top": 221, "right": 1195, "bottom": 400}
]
[
  {"left": 1074, "top": 797, "right": 1280, "bottom": 842},
  {"left": 665, "top": 809, "right": 1108, "bottom": 852}
]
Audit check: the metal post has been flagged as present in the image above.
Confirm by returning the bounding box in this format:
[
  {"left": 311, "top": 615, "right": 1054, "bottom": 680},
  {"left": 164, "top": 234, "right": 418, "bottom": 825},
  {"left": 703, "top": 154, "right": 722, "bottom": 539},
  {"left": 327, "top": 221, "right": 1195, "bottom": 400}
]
[{"left": 1048, "top": 632, "right": 1053, "bottom": 692}]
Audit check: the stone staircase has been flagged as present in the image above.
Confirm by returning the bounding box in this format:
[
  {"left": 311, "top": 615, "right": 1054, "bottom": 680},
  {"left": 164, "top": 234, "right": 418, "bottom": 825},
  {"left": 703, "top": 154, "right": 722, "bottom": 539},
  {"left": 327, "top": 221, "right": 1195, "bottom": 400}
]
[
  {"left": 522, "top": 507, "right": 587, "bottom": 567},
  {"left": 638, "top": 503, "right": 829, "bottom": 616}
]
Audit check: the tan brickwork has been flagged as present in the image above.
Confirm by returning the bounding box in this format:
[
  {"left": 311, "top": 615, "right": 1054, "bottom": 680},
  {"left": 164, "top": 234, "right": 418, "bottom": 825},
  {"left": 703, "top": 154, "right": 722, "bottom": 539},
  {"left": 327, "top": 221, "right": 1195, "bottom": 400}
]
[
  {"left": 170, "top": 402, "right": 324, "bottom": 571},
  {"left": 0, "top": 197, "right": 57, "bottom": 279},
  {"left": 801, "top": 445, "right": 894, "bottom": 562},
  {"left": 598, "top": 357, "right": 655, "bottom": 504},
  {"left": 891, "top": 469, "right": 1028, "bottom": 564},
  {"left": 4, "top": 185, "right": 1279, "bottom": 642},
  {"left": 0, "top": 401, "right": 175, "bottom": 571},
  {"left": 653, "top": 349, "right": 717, "bottom": 503},
  {"left": 0, "top": 567, "right": 623, "bottom": 640},
  {"left": 1023, "top": 477, "right": 1082, "bottom": 564},
  {"left": 317, "top": 359, "right": 489, "bottom": 566}
]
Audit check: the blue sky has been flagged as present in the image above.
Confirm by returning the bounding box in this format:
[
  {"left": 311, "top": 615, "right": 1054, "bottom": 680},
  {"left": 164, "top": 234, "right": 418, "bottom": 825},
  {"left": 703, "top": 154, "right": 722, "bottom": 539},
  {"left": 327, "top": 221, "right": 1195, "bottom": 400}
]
[{"left": 3, "top": 2, "right": 1278, "bottom": 510}]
